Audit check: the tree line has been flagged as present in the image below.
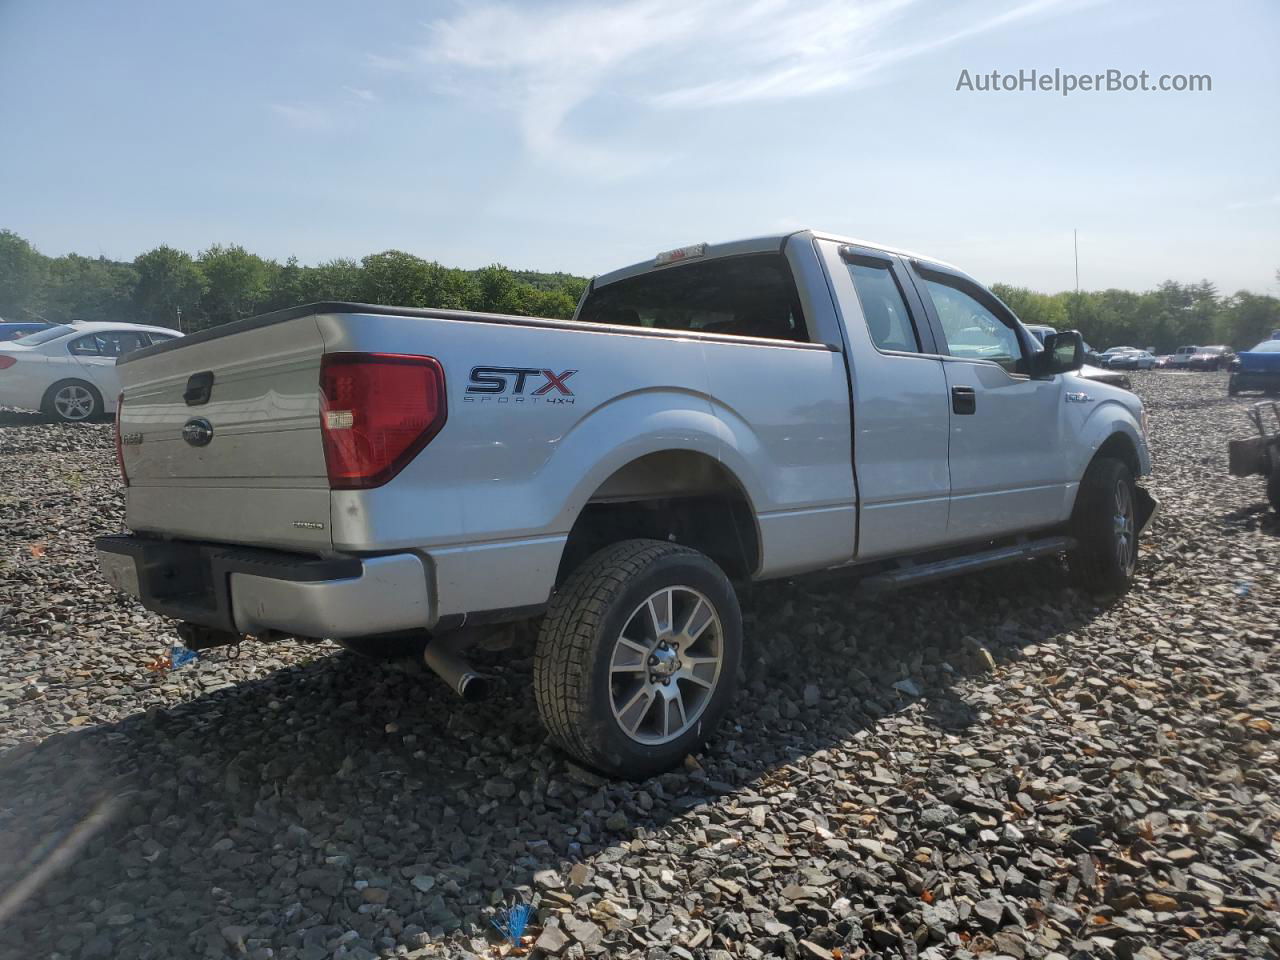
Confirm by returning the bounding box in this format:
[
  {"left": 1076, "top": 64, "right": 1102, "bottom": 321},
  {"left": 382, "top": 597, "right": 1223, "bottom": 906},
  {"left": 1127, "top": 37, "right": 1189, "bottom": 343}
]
[
  {"left": 2, "top": 228, "right": 1277, "bottom": 351},
  {"left": 992, "top": 279, "right": 1280, "bottom": 354},
  {"left": 0, "top": 230, "right": 587, "bottom": 332}
]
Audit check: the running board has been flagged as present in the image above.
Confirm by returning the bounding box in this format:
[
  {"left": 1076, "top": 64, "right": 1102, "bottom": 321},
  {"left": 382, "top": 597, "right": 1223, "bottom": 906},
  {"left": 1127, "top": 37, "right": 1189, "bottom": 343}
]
[{"left": 857, "top": 535, "right": 1075, "bottom": 594}]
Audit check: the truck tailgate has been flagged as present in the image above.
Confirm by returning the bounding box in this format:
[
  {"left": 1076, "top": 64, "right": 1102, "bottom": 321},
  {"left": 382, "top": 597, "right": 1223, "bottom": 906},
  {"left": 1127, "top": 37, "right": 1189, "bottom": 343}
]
[{"left": 118, "top": 315, "right": 332, "bottom": 552}]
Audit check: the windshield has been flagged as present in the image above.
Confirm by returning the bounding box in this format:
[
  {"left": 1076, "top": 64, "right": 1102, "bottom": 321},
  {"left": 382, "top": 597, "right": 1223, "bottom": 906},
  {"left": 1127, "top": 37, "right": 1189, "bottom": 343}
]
[
  {"left": 1249, "top": 340, "right": 1280, "bottom": 353},
  {"left": 14, "top": 324, "right": 74, "bottom": 345}
]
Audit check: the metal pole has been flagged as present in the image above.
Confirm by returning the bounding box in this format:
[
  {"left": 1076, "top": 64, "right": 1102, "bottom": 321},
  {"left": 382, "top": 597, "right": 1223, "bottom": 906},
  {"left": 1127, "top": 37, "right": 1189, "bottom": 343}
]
[{"left": 1074, "top": 229, "right": 1079, "bottom": 296}]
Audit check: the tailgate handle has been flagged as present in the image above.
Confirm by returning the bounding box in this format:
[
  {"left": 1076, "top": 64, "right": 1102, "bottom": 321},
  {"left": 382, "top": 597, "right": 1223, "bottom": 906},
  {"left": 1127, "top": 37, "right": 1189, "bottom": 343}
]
[{"left": 184, "top": 372, "right": 215, "bottom": 406}]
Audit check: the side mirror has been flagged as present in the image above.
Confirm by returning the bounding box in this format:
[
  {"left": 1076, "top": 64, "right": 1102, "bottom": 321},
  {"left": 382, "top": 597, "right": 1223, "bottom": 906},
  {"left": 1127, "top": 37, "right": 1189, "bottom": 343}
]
[{"left": 1037, "top": 330, "right": 1085, "bottom": 376}]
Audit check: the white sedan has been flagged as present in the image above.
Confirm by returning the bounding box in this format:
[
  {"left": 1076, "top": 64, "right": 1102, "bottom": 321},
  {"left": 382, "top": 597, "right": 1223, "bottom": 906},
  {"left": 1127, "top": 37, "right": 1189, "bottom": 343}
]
[{"left": 0, "top": 321, "right": 182, "bottom": 422}]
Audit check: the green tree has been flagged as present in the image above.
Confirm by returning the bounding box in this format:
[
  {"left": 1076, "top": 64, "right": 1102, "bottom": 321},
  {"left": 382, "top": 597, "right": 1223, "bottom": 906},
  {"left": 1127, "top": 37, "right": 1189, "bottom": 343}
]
[
  {"left": 1219, "top": 292, "right": 1280, "bottom": 348},
  {"left": 0, "top": 230, "right": 47, "bottom": 319},
  {"left": 300, "top": 258, "right": 364, "bottom": 301},
  {"left": 133, "top": 245, "right": 206, "bottom": 330},
  {"left": 991, "top": 284, "right": 1069, "bottom": 330},
  {"left": 358, "top": 250, "right": 451, "bottom": 307},
  {"left": 197, "top": 244, "right": 276, "bottom": 328},
  {"left": 263, "top": 256, "right": 305, "bottom": 312},
  {"left": 472, "top": 264, "right": 519, "bottom": 313},
  {"left": 42, "top": 254, "right": 138, "bottom": 323}
]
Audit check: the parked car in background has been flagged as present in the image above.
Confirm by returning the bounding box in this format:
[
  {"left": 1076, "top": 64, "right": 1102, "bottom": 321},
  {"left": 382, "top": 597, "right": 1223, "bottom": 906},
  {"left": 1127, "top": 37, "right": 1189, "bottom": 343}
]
[
  {"left": 1228, "top": 334, "right": 1280, "bottom": 395},
  {"left": 1101, "top": 346, "right": 1140, "bottom": 360},
  {"left": 1153, "top": 355, "right": 1173, "bottom": 368},
  {"left": 1106, "top": 350, "right": 1157, "bottom": 370},
  {"left": 1025, "top": 325, "right": 1132, "bottom": 390},
  {"left": 1189, "top": 345, "right": 1235, "bottom": 370},
  {"left": 0, "top": 321, "right": 183, "bottom": 421},
  {"left": 1168, "top": 345, "right": 1200, "bottom": 368},
  {"left": 0, "top": 320, "right": 58, "bottom": 342}
]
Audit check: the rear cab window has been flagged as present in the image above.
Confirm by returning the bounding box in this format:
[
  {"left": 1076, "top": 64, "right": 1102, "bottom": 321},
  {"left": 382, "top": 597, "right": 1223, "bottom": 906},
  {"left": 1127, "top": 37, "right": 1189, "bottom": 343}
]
[{"left": 576, "top": 253, "right": 809, "bottom": 342}]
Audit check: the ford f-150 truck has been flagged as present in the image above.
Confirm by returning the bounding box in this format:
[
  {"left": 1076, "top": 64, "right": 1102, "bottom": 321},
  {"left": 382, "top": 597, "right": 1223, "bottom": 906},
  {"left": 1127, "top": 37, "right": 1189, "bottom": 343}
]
[{"left": 97, "top": 230, "right": 1156, "bottom": 777}]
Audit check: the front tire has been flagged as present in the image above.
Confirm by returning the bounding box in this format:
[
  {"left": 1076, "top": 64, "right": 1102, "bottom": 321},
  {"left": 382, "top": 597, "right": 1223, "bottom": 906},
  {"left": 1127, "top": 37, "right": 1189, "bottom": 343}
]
[
  {"left": 1069, "top": 457, "right": 1140, "bottom": 594},
  {"left": 1267, "top": 458, "right": 1280, "bottom": 513},
  {"left": 43, "top": 379, "right": 103, "bottom": 423},
  {"left": 534, "top": 539, "right": 742, "bottom": 779}
]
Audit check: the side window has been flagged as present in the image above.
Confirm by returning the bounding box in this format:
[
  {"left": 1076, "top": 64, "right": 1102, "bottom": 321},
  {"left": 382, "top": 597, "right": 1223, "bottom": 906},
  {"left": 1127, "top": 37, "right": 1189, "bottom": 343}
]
[
  {"left": 921, "top": 275, "right": 1025, "bottom": 374},
  {"left": 68, "top": 335, "right": 101, "bottom": 356},
  {"left": 847, "top": 260, "right": 921, "bottom": 353},
  {"left": 105, "top": 331, "right": 148, "bottom": 356},
  {"left": 145, "top": 333, "right": 178, "bottom": 345}
]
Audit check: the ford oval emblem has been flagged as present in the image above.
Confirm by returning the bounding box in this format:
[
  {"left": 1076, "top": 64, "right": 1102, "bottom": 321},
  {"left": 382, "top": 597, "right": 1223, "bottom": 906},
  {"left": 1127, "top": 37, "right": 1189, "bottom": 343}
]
[{"left": 182, "top": 417, "right": 214, "bottom": 447}]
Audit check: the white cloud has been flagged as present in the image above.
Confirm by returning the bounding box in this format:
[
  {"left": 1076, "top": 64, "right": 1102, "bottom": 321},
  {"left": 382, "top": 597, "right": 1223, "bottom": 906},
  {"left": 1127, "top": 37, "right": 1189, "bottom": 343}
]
[
  {"left": 343, "top": 86, "right": 379, "bottom": 103},
  {"left": 387, "top": 0, "right": 1094, "bottom": 176}
]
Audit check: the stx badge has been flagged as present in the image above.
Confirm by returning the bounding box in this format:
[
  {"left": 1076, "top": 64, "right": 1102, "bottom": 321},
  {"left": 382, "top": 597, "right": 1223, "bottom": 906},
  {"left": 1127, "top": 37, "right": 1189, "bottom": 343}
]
[{"left": 465, "top": 366, "right": 577, "bottom": 404}]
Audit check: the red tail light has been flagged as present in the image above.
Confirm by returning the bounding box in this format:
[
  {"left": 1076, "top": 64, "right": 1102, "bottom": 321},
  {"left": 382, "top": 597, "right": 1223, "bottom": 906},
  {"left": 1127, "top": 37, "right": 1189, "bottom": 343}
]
[
  {"left": 319, "top": 353, "right": 447, "bottom": 490},
  {"left": 114, "top": 393, "right": 129, "bottom": 486},
  {"left": 0, "top": 355, "right": 16, "bottom": 370}
]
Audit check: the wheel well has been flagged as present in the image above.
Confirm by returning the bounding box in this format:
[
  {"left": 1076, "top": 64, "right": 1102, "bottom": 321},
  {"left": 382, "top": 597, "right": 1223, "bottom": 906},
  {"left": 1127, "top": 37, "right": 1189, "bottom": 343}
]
[
  {"left": 1094, "top": 432, "right": 1140, "bottom": 477},
  {"left": 557, "top": 451, "right": 760, "bottom": 584}
]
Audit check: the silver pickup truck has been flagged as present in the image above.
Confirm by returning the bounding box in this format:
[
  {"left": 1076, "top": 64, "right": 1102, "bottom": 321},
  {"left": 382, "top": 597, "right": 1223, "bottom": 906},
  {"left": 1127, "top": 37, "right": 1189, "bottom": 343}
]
[{"left": 97, "top": 230, "right": 1155, "bottom": 777}]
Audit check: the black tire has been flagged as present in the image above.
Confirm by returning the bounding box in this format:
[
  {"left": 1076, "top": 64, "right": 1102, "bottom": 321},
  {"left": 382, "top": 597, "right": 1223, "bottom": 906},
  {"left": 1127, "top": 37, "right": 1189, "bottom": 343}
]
[
  {"left": 1267, "top": 458, "right": 1280, "bottom": 513},
  {"left": 534, "top": 538, "right": 742, "bottom": 779},
  {"left": 1069, "top": 457, "right": 1140, "bottom": 594},
  {"left": 1228, "top": 376, "right": 1239, "bottom": 397},
  {"left": 42, "top": 379, "right": 103, "bottom": 423}
]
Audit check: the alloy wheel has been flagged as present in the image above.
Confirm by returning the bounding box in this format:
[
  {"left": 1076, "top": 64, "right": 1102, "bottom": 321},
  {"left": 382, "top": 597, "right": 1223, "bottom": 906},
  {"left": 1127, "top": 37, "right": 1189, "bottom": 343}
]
[
  {"left": 1113, "top": 478, "right": 1135, "bottom": 574},
  {"left": 608, "top": 586, "right": 724, "bottom": 745},
  {"left": 54, "top": 384, "right": 95, "bottom": 421}
]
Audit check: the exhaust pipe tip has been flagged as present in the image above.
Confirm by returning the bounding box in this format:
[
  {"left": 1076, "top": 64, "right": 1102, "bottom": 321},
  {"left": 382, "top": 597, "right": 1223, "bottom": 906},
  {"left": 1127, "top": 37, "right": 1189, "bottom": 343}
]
[
  {"left": 422, "top": 641, "right": 492, "bottom": 701},
  {"left": 456, "top": 673, "right": 490, "bottom": 702}
]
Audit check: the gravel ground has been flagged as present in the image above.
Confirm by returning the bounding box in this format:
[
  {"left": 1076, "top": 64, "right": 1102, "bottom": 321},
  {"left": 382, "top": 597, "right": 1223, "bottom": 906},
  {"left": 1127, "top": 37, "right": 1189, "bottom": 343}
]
[{"left": 0, "top": 372, "right": 1277, "bottom": 960}]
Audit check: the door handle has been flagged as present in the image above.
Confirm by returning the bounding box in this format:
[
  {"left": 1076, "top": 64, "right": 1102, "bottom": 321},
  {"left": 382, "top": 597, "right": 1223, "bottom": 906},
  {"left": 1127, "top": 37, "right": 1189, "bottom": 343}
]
[{"left": 952, "top": 385, "right": 976, "bottom": 415}]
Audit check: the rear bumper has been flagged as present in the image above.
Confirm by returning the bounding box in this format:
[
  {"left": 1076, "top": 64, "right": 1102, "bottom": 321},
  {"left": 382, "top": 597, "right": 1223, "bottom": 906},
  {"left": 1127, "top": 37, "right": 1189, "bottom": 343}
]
[{"left": 96, "top": 534, "right": 433, "bottom": 639}]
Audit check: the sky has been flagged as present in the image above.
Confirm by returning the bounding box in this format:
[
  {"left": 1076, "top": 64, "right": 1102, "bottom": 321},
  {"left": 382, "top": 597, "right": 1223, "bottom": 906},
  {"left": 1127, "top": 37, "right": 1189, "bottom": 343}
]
[{"left": 1, "top": 0, "right": 1277, "bottom": 295}]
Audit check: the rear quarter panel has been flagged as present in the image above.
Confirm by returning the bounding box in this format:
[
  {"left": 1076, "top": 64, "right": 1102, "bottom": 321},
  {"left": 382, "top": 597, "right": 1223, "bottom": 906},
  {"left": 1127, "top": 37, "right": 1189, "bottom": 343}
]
[{"left": 316, "top": 311, "right": 855, "bottom": 613}]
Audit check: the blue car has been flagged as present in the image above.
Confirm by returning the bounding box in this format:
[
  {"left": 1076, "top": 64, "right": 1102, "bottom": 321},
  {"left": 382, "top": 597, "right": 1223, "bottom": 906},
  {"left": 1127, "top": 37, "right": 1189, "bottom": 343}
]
[
  {"left": 0, "top": 321, "right": 57, "bottom": 342},
  {"left": 1229, "top": 333, "right": 1280, "bottom": 395}
]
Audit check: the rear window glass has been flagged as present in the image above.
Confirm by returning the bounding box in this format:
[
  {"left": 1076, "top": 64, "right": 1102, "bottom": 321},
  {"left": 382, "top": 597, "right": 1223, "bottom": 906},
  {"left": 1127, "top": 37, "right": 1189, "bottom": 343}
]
[
  {"left": 1250, "top": 340, "right": 1280, "bottom": 353},
  {"left": 577, "top": 254, "right": 808, "bottom": 342},
  {"left": 15, "top": 324, "right": 74, "bottom": 345}
]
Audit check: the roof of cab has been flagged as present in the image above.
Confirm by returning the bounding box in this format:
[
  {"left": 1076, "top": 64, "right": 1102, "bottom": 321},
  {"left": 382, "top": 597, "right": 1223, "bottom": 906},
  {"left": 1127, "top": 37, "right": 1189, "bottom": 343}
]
[{"left": 590, "top": 229, "right": 964, "bottom": 289}]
